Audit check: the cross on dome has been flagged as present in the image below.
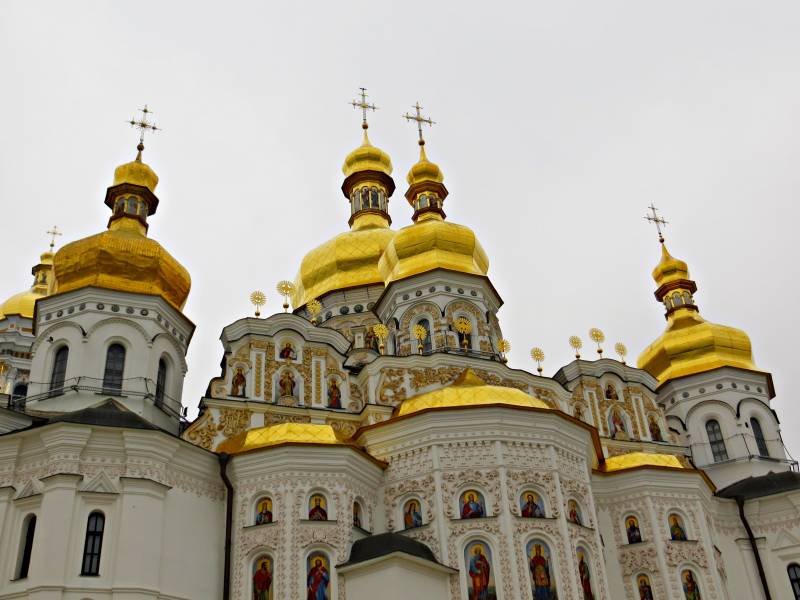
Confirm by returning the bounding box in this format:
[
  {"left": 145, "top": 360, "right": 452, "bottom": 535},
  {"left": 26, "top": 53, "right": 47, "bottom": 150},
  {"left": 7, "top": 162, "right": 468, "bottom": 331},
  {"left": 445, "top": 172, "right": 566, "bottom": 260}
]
[
  {"left": 46, "top": 225, "right": 62, "bottom": 251},
  {"left": 403, "top": 102, "right": 435, "bottom": 146},
  {"left": 644, "top": 203, "right": 668, "bottom": 243},
  {"left": 127, "top": 105, "right": 161, "bottom": 158},
  {"left": 350, "top": 88, "right": 377, "bottom": 130}
]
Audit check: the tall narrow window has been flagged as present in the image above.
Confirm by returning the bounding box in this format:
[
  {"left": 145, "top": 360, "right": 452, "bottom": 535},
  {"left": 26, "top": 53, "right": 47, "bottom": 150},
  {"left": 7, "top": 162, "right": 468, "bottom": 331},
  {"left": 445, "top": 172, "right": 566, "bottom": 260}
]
[
  {"left": 155, "top": 358, "right": 168, "bottom": 407},
  {"left": 81, "top": 512, "right": 105, "bottom": 576},
  {"left": 49, "top": 346, "right": 69, "bottom": 396},
  {"left": 706, "top": 420, "right": 729, "bottom": 462},
  {"left": 417, "top": 319, "right": 433, "bottom": 353},
  {"left": 788, "top": 563, "right": 800, "bottom": 599},
  {"left": 750, "top": 417, "right": 770, "bottom": 457},
  {"left": 102, "top": 344, "right": 126, "bottom": 395},
  {"left": 17, "top": 515, "right": 36, "bottom": 579}
]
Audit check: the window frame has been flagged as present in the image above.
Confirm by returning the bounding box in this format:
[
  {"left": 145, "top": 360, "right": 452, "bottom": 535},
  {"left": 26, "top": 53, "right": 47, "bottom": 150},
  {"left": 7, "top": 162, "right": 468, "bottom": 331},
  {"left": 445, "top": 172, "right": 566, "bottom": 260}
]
[
  {"left": 102, "top": 343, "right": 126, "bottom": 395},
  {"left": 788, "top": 563, "right": 800, "bottom": 599},
  {"left": 155, "top": 357, "right": 168, "bottom": 407},
  {"left": 80, "top": 511, "right": 105, "bottom": 576},
  {"left": 16, "top": 514, "right": 36, "bottom": 579},
  {"left": 750, "top": 416, "right": 770, "bottom": 457},
  {"left": 705, "top": 419, "right": 729, "bottom": 462},
  {"left": 49, "top": 345, "right": 69, "bottom": 396}
]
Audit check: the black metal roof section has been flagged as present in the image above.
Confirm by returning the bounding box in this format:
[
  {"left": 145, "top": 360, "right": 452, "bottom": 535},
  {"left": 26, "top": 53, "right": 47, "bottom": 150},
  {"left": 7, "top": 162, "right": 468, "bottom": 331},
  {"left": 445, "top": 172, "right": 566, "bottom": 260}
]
[
  {"left": 716, "top": 470, "right": 800, "bottom": 500},
  {"left": 339, "top": 532, "right": 440, "bottom": 567},
  {"left": 46, "top": 399, "right": 159, "bottom": 431}
]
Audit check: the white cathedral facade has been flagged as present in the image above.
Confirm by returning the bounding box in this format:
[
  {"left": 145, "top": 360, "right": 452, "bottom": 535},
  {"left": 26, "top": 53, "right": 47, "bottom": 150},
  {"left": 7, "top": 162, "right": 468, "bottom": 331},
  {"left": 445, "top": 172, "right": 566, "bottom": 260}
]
[{"left": 0, "top": 108, "right": 798, "bottom": 600}]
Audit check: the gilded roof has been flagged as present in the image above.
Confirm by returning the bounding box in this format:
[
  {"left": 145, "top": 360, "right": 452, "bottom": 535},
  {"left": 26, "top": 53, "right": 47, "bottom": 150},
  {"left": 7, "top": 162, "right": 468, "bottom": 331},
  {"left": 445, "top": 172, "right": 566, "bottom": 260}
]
[
  {"left": 601, "top": 452, "right": 688, "bottom": 473},
  {"left": 342, "top": 130, "right": 392, "bottom": 177},
  {"left": 216, "top": 422, "right": 345, "bottom": 454},
  {"left": 396, "top": 369, "right": 550, "bottom": 416},
  {"left": 0, "top": 251, "right": 54, "bottom": 320}
]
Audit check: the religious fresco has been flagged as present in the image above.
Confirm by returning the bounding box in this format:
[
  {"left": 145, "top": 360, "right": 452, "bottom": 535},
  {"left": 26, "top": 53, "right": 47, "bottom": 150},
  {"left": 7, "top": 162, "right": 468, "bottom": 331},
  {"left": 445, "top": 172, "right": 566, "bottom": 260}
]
[
  {"left": 567, "top": 499, "right": 582, "bottom": 525},
  {"left": 464, "top": 540, "right": 497, "bottom": 600},
  {"left": 327, "top": 377, "right": 342, "bottom": 409},
  {"left": 308, "top": 494, "right": 328, "bottom": 521},
  {"left": 576, "top": 547, "right": 595, "bottom": 600},
  {"left": 625, "top": 516, "right": 642, "bottom": 544},
  {"left": 231, "top": 368, "right": 246, "bottom": 397},
  {"left": 255, "top": 497, "right": 273, "bottom": 525},
  {"left": 460, "top": 489, "right": 487, "bottom": 519},
  {"left": 403, "top": 498, "right": 423, "bottom": 529},
  {"left": 252, "top": 554, "right": 274, "bottom": 600},
  {"left": 278, "top": 341, "right": 297, "bottom": 360},
  {"left": 648, "top": 415, "right": 664, "bottom": 441},
  {"left": 669, "top": 513, "right": 688, "bottom": 541},
  {"left": 306, "top": 552, "right": 331, "bottom": 600},
  {"left": 526, "top": 539, "right": 557, "bottom": 600},
  {"left": 604, "top": 384, "right": 619, "bottom": 400},
  {"left": 520, "top": 491, "right": 546, "bottom": 518},
  {"left": 278, "top": 369, "right": 296, "bottom": 399},
  {"left": 681, "top": 569, "right": 702, "bottom": 600},
  {"left": 637, "top": 574, "right": 654, "bottom": 600},
  {"left": 352, "top": 501, "right": 363, "bottom": 529},
  {"left": 608, "top": 407, "right": 628, "bottom": 439}
]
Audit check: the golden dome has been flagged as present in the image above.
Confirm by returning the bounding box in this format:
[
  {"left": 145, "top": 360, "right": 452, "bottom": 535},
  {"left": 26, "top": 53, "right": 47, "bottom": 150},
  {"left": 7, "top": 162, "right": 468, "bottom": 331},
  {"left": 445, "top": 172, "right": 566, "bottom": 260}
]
[
  {"left": 113, "top": 144, "right": 159, "bottom": 192},
  {"left": 342, "top": 129, "right": 393, "bottom": 178},
  {"left": 216, "top": 422, "right": 346, "bottom": 454},
  {"left": 54, "top": 218, "right": 191, "bottom": 310},
  {"left": 637, "top": 243, "right": 756, "bottom": 385},
  {"left": 0, "top": 251, "right": 54, "bottom": 319},
  {"left": 406, "top": 144, "right": 443, "bottom": 186},
  {"left": 293, "top": 213, "right": 395, "bottom": 307},
  {"left": 379, "top": 215, "right": 489, "bottom": 285},
  {"left": 397, "top": 369, "right": 550, "bottom": 416}
]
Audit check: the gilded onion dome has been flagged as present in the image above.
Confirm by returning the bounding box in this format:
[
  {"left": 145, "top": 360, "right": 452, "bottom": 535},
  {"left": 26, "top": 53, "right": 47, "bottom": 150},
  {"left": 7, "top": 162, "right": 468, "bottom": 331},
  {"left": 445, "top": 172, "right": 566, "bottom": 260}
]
[
  {"left": 53, "top": 144, "right": 191, "bottom": 310},
  {"left": 0, "top": 250, "right": 55, "bottom": 320},
  {"left": 637, "top": 243, "right": 756, "bottom": 385},
  {"left": 397, "top": 369, "right": 550, "bottom": 416},
  {"left": 379, "top": 142, "right": 489, "bottom": 285},
  {"left": 293, "top": 125, "right": 396, "bottom": 308},
  {"left": 216, "top": 422, "right": 347, "bottom": 454}
]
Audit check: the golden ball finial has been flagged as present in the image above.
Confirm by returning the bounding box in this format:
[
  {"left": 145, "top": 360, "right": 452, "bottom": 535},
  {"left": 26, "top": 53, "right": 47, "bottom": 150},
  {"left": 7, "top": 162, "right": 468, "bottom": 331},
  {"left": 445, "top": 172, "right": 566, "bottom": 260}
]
[
  {"left": 589, "top": 328, "right": 605, "bottom": 357},
  {"left": 497, "top": 339, "right": 511, "bottom": 363},
  {"left": 250, "top": 290, "right": 266, "bottom": 317},
  {"left": 530, "top": 347, "right": 545, "bottom": 375},
  {"left": 454, "top": 317, "right": 473, "bottom": 352},
  {"left": 372, "top": 323, "right": 389, "bottom": 355},
  {"left": 614, "top": 342, "right": 628, "bottom": 364},
  {"left": 569, "top": 335, "right": 583, "bottom": 359},
  {"left": 276, "top": 280, "right": 295, "bottom": 312},
  {"left": 306, "top": 298, "right": 322, "bottom": 324}
]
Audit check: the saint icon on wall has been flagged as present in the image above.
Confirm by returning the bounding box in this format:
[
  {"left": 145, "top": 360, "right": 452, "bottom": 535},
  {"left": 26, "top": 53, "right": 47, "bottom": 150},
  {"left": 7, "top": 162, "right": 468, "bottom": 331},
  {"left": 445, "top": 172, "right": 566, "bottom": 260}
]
[
  {"left": 681, "top": 570, "right": 702, "bottom": 600},
  {"left": 403, "top": 499, "right": 423, "bottom": 529},
  {"left": 464, "top": 541, "right": 496, "bottom": 600},
  {"left": 648, "top": 416, "right": 663, "bottom": 441},
  {"left": 255, "top": 497, "right": 273, "bottom": 525},
  {"left": 308, "top": 494, "right": 328, "bottom": 521},
  {"left": 669, "top": 514, "right": 688, "bottom": 541},
  {"left": 252, "top": 555, "right": 273, "bottom": 600},
  {"left": 567, "top": 499, "right": 583, "bottom": 525},
  {"left": 327, "top": 378, "right": 342, "bottom": 409},
  {"left": 520, "top": 491, "right": 545, "bottom": 518},
  {"left": 278, "top": 370, "right": 296, "bottom": 398},
  {"left": 231, "top": 368, "right": 246, "bottom": 397},
  {"left": 279, "top": 342, "right": 297, "bottom": 360},
  {"left": 604, "top": 384, "right": 619, "bottom": 400},
  {"left": 638, "top": 574, "right": 654, "bottom": 600},
  {"left": 306, "top": 552, "right": 330, "bottom": 600},
  {"left": 608, "top": 408, "right": 628, "bottom": 439},
  {"left": 577, "top": 548, "right": 595, "bottom": 600},
  {"left": 459, "top": 490, "right": 486, "bottom": 519},
  {"left": 626, "top": 516, "right": 642, "bottom": 543},
  {"left": 527, "top": 539, "right": 557, "bottom": 600}
]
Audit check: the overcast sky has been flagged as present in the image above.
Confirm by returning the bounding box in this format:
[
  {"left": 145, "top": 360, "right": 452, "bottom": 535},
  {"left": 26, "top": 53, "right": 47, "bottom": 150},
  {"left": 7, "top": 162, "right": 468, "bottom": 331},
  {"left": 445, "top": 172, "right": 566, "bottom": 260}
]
[{"left": 2, "top": 1, "right": 799, "bottom": 457}]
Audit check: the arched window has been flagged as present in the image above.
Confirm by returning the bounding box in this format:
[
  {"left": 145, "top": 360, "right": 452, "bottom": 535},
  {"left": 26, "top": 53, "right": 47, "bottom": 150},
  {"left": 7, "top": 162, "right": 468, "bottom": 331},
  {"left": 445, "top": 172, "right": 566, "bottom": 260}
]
[
  {"left": 155, "top": 358, "right": 168, "bottom": 407},
  {"left": 370, "top": 188, "right": 379, "bottom": 208},
  {"left": 81, "top": 512, "right": 105, "bottom": 576},
  {"left": 788, "top": 563, "right": 800, "bottom": 599},
  {"left": 417, "top": 318, "right": 433, "bottom": 353},
  {"left": 455, "top": 316, "right": 473, "bottom": 350},
  {"left": 673, "top": 293, "right": 684, "bottom": 306},
  {"left": 16, "top": 514, "right": 36, "bottom": 579},
  {"left": 12, "top": 383, "right": 27, "bottom": 399},
  {"left": 49, "top": 346, "right": 69, "bottom": 396},
  {"left": 706, "top": 420, "right": 728, "bottom": 462},
  {"left": 750, "top": 417, "right": 769, "bottom": 457},
  {"left": 102, "top": 344, "right": 126, "bottom": 395}
]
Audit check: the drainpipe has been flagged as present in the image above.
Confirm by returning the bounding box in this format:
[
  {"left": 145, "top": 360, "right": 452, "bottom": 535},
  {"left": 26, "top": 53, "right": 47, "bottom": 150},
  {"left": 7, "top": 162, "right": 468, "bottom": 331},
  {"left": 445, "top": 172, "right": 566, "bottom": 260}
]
[
  {"left": 736, "top": 496, "right": 771, "bottom": 600},
  {"left": 218, "top": 453, "right": 233, "bottom": 600}
]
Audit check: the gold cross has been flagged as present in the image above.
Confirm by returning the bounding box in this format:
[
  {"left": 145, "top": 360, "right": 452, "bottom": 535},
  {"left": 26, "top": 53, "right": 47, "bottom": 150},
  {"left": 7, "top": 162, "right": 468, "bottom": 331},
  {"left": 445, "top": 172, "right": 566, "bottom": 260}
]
[
  {"left": 350, "top": 88, "right": 377, "bottom": 129},
  {"left": 403, "top": 102, "right": 435, "bottom": 145},
  {"left": 127, "top": 105, "right": 161, "bottom": 145},
  {"left": 644, "top": 203, "right": 668, "bottom": 243},
  {"left": 46, "top": 225, "right": 62, "bottom": 251}
]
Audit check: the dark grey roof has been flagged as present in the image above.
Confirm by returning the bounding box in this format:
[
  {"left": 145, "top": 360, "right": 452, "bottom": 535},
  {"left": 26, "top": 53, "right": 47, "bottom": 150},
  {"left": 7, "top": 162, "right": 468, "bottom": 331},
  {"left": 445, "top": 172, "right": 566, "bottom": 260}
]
[
  {"left": 339, "top": 532, "right": 440, "bottom": 568},
  {"left": 716, "top": 470, "right": 800, "bottom": 500},
  {"left": 46, "top": 399, "right": 159, "bottom": 431}
]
